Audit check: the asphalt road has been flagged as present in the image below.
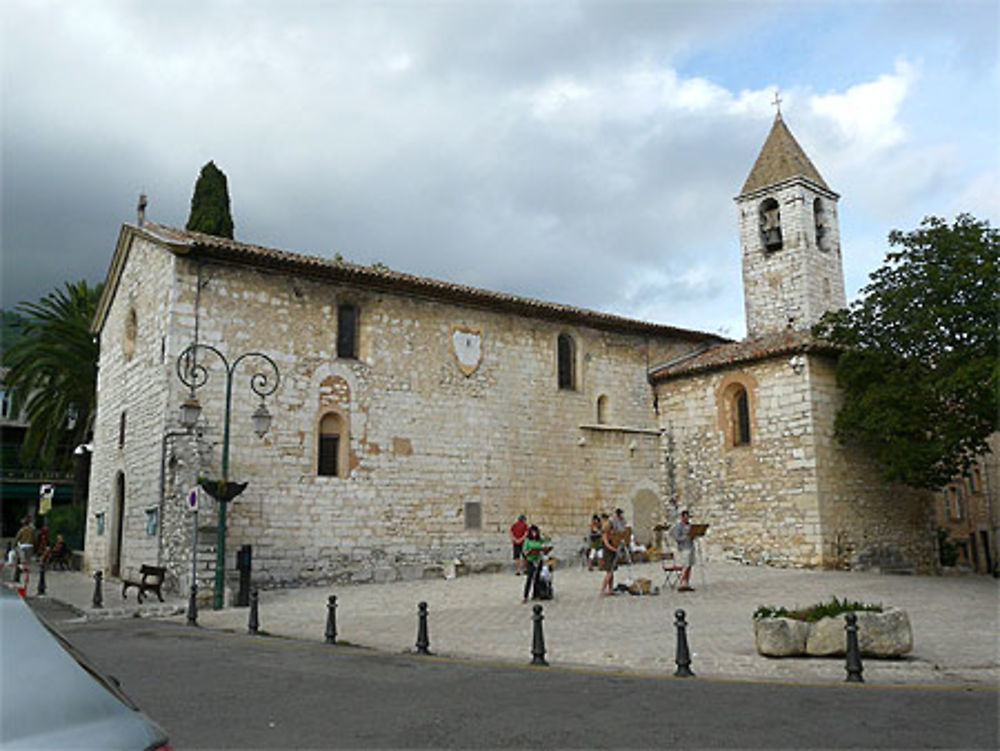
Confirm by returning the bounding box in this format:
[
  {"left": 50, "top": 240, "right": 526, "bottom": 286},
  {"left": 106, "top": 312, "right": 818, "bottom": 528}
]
[{"left": 30, "top": 599, "right": 999, "bottom": 750}]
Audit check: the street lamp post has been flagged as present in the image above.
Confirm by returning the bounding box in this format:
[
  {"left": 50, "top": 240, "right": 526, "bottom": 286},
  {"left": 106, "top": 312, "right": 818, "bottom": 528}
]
[{"left": 177, "top": 343, "right": 279, "bottom": 610}]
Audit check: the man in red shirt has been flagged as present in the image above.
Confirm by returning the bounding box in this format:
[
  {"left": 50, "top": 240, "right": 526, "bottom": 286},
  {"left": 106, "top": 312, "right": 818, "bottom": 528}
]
[{"left": 509, "top": 515, "right": 528, "bottom": 575}]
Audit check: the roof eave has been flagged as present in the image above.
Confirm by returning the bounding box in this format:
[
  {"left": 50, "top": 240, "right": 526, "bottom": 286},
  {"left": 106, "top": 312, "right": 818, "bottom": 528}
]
[
  {"left": 649, "top": 339, "right": 842, "bottom": 383},
  {"left": 185, "top": 240, "right": 729, "bottom": 344},
  {"left": 736, "top": 176, "right": 840, "bottom": 203}
]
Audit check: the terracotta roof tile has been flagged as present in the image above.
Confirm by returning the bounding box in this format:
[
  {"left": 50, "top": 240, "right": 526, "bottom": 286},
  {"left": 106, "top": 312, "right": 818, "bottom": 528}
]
[
  {"left": 649, "top": 329, "right": 840, "bottom": 381},
  {"left": 137, "top": 222, "right": 727, "bottom": 344}
]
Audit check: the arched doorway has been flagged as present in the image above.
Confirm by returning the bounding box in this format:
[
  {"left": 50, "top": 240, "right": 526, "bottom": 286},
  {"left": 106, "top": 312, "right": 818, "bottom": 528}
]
[{"left": 111, "top": 472, "right": 125, "bottom": 578}]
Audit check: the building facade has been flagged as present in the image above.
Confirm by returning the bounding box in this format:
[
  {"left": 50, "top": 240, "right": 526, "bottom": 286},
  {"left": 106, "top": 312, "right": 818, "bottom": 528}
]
[{"left": 85, "top": 115, "right": 939, "bottom": 595}]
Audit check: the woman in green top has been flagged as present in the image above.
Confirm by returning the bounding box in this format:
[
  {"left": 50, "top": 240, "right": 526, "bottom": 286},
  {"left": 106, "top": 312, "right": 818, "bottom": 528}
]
[{"left": 522, "top": 525, "right": 549, "bottom": 603}]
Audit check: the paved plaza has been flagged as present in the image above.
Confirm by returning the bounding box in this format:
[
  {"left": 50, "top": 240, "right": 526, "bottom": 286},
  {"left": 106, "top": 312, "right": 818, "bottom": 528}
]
[{"left": 29, "top": 558, "right": 999, "bottom": 687}]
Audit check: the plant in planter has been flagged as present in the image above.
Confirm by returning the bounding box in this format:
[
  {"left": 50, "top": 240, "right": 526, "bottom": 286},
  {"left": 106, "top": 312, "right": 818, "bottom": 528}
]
[{"left": 753, "top": 596, "right": 912, "bottom": 658}]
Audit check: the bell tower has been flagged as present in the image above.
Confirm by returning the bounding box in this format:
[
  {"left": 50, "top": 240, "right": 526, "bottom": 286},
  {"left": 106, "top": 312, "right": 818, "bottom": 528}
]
[{"left": 735, "top": 111, "right": 846, "bottom": 336}]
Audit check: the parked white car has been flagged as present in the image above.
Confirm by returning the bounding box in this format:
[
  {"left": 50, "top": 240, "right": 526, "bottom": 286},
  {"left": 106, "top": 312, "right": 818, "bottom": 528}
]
[{"left": 0, "top": 587, "right": 170, "bottom": 750}]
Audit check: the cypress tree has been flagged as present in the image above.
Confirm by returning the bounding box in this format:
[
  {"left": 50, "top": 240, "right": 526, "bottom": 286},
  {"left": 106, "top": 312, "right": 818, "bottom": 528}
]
[{"left": 186, "top": 161, "right": 234, "bottom": 238}]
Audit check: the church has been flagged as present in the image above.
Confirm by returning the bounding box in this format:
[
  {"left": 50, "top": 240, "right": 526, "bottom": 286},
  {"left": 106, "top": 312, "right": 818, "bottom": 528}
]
[{"left": 84, "top": 114, "right": 936, "bottom": 598}]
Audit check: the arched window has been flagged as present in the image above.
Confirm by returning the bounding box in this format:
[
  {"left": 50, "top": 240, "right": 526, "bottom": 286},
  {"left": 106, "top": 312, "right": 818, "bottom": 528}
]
[
  {"left": 596, "top": 395, "right": 608, "bottom": 424},
  {"left": 716, "top": 375, "right": 756, "bottom": 449},
  {"left": 557, "top": 333, "right": 575, "bottom": 390},
  {"left": 732, "top": 387, "right": 751, "bottom": 446},
  {"left": 318, "top": 412, "right": 349, "bottom": 478},
  {"left": 813, "top": 197, "right": 826, "bottom": 251},
  {"left": 759, "top": 198, "right": 782, "bottom": 251}
]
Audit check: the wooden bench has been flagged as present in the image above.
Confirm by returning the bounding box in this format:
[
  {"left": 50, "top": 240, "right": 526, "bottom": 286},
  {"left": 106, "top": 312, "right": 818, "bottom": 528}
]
[{"left": 121, "top": 565, "right": 166, "bottom": 604}]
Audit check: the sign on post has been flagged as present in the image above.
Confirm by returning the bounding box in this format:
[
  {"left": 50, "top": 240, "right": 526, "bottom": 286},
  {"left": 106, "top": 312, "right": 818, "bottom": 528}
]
[
  {"left": 39, "top": 484, "right": 54, "bottom": 515},
  {"left": 186, "top": 487, "right": 199, "bottom": 513}
]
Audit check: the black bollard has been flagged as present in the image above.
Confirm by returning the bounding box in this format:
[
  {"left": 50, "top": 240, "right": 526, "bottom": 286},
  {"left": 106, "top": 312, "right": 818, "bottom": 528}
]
[
  {"left": 531, "top": 604, "right": 549, "bottom": 666},
  {"left": 37, "top": 562, "right": 47, "bottom": 596},
  {"left": 673, "top": 608, "right": 695, "bottom": 677},
  {"left": 92, "top": 570, "right": 103, "bottom": 609},
  {"left": 248, "top": 589, "right": 259, "bottom": 635},
  {"left": 325, "top": 595, "right": 337, "bottom": 644},
  {"left": 415, "top": 601, "right": 431, "bottom": 655},
  {"left": 187, "top": 583, "right": 198, "bottom": 627},
  {"left": 844, "top": 612, "right": 864, "bottom": 683}
]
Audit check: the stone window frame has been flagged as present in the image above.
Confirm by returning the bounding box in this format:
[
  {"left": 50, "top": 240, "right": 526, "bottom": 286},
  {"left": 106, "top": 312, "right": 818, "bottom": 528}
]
[
  {"left": 556, "top": 332, "right": 578, "bottom": 391},
  {"left": 716, "top": 372, "right": 757, "bottom": 449},
  {"left": 336, "top": 301, "right": 360, "bottom": 360},
  {"left": 317, "top": 409, "right": 350, "bottom": 479}
]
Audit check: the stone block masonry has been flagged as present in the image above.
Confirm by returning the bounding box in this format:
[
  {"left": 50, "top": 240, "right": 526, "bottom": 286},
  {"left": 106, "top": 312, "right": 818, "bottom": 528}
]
[{"left": 88, "top": 230, "right": 705, "bottom": 591}]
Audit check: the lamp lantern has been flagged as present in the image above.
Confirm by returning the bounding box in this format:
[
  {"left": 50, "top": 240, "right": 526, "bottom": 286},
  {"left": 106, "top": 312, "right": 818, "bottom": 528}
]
[
  {"left": 251, "top": 401, "right": 272, "bottom": 439},
  {"left": 179, "top": 393, "right": 202, "bottom": 429}
]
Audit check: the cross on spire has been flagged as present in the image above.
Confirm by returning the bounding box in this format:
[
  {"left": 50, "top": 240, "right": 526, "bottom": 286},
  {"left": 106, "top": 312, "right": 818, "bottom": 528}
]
[{"left": 772, "top": 90, "right": 783, "bottom": 116}]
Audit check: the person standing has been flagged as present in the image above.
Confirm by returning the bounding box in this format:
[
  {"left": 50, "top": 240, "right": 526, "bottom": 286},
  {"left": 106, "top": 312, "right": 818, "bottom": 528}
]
[
  {"left": 599, "top": 519, "right": 618, "bottom": 596},
  {"left": 670, "top": 509, "right": 696, "bottom": 591},
  {"left": 14, "top": 516, "right": 36, "bottom": 567},
  {"left": 521, "top": 525, "right": 549, "bottom": 603},
  {"left": 509, "top": 514, "right": 528, "bottom": 575},
  {"left": 611, "top": 508, "right": 627, "bottom": 534}
]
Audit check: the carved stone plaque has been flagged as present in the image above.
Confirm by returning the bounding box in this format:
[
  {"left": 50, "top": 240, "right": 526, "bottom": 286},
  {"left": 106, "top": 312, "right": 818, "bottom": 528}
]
[{"left": 451, "top": 326, "right": 482, "bottom": 376}]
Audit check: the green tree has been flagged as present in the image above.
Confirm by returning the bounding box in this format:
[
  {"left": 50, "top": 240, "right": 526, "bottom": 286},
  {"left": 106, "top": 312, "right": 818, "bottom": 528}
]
[
  {"left": 814, "top": 214, "right": 999, "bottom": 489},
  {"left": 0, "top": 281, "right": 103, "bottom": 468},
  {"left": 185, "top": 160, "right": 234, "bottom": 238}
]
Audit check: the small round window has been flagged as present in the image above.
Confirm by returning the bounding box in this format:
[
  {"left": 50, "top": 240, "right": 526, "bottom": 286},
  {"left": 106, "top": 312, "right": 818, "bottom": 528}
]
[{"left": 123, "top": 308, "right": 137, "bottom": 360}]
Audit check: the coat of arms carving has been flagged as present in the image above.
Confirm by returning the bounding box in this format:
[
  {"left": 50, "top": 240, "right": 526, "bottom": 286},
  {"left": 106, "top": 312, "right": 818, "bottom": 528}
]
[{"left": 451, "top": 326, "right": 482, "bottom": 376}]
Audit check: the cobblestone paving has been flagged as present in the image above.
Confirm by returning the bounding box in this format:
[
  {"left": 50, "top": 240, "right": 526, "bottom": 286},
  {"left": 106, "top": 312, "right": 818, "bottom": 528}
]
[{"left": 34, "top": 560, "right": 1000, "bottom": 686}]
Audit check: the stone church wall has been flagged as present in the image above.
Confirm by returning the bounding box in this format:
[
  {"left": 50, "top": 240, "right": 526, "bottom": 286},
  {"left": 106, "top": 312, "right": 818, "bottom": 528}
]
[
  {"left": 656, "top": 354, "right": 936, "bottom": 572},
  {"left": 807, "top": 357, "right": 937, "bottom": 573},
  {"left": 91, "top": 237, "right": 699, "bottom": 591},
  {"left": 86, "top": 236, "right": 180, "bottom": 579},
  {"left": 656, "top": 358, "right": 824, "bottom": 567}
]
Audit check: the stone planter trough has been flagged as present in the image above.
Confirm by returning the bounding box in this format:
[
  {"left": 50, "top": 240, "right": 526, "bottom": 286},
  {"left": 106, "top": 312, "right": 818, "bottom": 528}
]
[{"left": 754, "top": 607, "right": 912, "bottom": 658}]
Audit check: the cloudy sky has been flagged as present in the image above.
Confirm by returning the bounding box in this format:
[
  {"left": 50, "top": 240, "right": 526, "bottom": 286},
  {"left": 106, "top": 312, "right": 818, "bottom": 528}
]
[{"left": 2, "top": 0, "right": 996, "bottom": 337}]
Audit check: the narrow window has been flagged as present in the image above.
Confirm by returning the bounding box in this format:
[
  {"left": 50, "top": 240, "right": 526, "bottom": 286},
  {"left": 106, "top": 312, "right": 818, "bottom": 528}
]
[
  {"left": 557, "top": 333, "right": 575, "bottom": 390},
  {"left": 759, "top": 198, "right": 782, "bottom": 251},
  {"left": 0, "top": 389, "right": 12, "bottom": 420},
  {"left": 949, "top": 487, "right": 963, "bottom": 520},
  {"left": 337, "top": 303, "right": 358, "bottom": 359},
  {"left": 733, "top": 387, "right": 751, "bottom": 446},
  {"left": 318, "top": 413, "right": 342, "bottom": 477},
  {"left": 596, "top": 395, "right": 608, "bottom": 424},
  {"left": 118, "top": 411, "right": 127, "bottom": 449}
]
